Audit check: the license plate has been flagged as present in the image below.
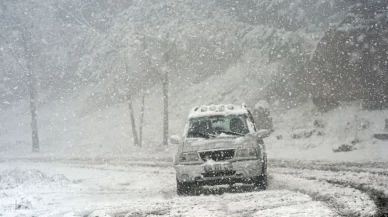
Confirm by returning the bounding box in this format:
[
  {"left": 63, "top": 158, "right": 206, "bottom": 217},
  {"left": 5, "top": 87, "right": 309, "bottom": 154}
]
[{"left": 204, "top": 163, "right": 233, "bottom": 173}]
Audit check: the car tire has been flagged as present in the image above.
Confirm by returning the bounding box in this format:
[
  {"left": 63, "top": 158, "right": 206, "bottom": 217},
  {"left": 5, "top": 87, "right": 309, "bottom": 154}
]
[
  {"left": 177, "top": 179, "right": 196, "bottom": 196},
  {"left": 254, "top": 160, "right": 268, "bottom": 190},
  {"left": 254, "top": 174, "right": 268, "bottom": 190}
]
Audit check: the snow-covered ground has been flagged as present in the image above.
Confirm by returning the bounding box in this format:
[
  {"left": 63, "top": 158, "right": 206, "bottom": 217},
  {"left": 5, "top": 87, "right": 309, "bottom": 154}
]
[
  {"left": 267, "top": 101, "right": 388, "bottom": 162},
  {"left": 273, "top": 167, "right": 388, "bottom": 202},
  {"left": 0, "top": 159, "right": 383, "bottom": 217},
  {"left": 0, "top": 160, "right": 174, "bottom": 217},
  {"left": 271, "top": 174, "right": 376, "bottom": 216}
]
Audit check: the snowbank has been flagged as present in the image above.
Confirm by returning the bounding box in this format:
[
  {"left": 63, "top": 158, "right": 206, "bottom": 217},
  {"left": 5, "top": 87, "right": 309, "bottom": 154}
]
[
  {"left": 266, "top": 101, "right": 388, "bottom": 162},
  {"left": 0, "top": 168, "right": 70, "bottom": 189}
]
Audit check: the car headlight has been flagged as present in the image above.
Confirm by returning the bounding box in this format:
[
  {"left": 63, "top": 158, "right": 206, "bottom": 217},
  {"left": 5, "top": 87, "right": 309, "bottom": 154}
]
[
  {"left": 179, "top": 152, "right": 200, "bottom": 162},
  {"left": 235, "top": 147, "right": 258, "bottom": 158}
]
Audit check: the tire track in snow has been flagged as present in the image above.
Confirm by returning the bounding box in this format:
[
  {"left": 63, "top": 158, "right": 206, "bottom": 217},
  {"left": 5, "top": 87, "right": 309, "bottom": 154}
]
[
  {"left": 322, "top": 179, "right": 388, "bottom": 217},
  {"left": 269, "top": 159, "right": 388, "bottom": 176},
  {"left": 64, "top": 159, "right": 385, "bottom": 216},
  {"left": 271, "top": 174, "right": 377, "bottom": 217},
  {"left": 272, "top": 168, "right": 388, "bottom": 217},
  {"left": 61, "top": 161, "right": 375, "bottom": 217},
  {"left": 109, "top": 190, "right": 336, "bottom": 217},
  {"left": 2, "top": 158, "right": 385, "bottom": 216}
]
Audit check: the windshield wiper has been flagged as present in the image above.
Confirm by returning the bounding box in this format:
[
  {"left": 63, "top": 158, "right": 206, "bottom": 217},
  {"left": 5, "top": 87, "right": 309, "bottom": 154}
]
[{"left": 217, "top": 130, "right": 245, "bottom": 136}]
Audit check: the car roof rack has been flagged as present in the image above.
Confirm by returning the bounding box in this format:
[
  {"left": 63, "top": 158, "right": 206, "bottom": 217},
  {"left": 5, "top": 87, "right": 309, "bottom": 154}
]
[{"left": 191, "top": 106, "right": 199, "bottom": 113}]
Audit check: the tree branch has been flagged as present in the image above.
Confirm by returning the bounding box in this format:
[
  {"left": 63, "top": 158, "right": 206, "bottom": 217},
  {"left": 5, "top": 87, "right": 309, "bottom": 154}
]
[{"left": 0, "top": 33, "right": 25, "bottom": 70}]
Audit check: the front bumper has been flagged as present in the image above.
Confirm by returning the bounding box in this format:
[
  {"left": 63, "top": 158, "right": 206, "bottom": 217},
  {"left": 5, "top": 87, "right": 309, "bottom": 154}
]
[{"left": 175, "top": 160, "right": 263, "bottom": 185}]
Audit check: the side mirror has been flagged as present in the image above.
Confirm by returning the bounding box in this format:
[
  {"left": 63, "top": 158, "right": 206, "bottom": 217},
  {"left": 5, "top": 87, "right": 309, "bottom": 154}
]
[
  {"left": 170, "top": 135, "right": 182, "bottom": 145},
  {"left": 257, "top": 129, "right": 270, "bottom": 138}
]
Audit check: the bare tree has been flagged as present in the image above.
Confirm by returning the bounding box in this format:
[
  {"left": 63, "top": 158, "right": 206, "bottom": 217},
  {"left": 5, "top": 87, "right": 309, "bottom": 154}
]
[
  {"left": 22, "top": 29, "right": 40, "bottom": 152},
  {"left": 1, "top": 2, "right": 40, "bottom": 152},
  {"left": 124, "top": 54, "right": 140, "bottom": 147},
  {"left": 134, "top": 35, "right": 177, "bottom": 146},
  {"left": 161, "top": 46, "right": 174, "bottom": 146},
  {"left": 139, "top": 94, "right": 145, "bottom": 147},
  {"left": 162, "top": 70, "right": 169, "bottom": 146}
]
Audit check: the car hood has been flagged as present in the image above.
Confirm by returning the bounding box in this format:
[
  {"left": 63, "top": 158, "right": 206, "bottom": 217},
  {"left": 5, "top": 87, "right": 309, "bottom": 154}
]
[{"left": 182, "top": 136, "right": 253, "bottom": 152}]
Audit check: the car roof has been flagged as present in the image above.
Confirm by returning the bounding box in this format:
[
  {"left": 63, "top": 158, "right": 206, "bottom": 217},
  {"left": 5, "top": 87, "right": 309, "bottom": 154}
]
[{"left": 188, "top": 104, "right": 249, "bottom": 119}]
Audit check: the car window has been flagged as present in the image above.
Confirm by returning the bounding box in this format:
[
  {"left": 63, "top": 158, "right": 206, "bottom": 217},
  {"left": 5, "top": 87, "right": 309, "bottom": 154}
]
[{"left": 187, "top": 115, "right": 249, "bottom": 138}]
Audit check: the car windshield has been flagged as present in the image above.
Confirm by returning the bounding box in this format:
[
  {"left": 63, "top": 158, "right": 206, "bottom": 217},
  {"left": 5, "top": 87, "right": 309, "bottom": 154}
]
[{"left": 187, "top": 115, "right": 249, "bottom": 138}]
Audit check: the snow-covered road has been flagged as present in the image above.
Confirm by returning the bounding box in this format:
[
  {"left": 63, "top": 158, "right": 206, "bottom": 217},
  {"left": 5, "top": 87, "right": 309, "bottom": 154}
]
[{"left": 0, "top": 159, "right": 383, "bottom": 217}]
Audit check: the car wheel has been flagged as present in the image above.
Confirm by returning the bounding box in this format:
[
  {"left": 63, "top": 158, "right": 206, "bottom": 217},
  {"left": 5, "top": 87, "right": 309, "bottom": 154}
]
[
  {"left": 254, "top": 161, "right": 268, "bottom": 190},
  {"left": 254, "top": 174, "right": 268, "bottom": 190},
  {"left": 177, "top": 179, "right": 196, "bottom": 196}
]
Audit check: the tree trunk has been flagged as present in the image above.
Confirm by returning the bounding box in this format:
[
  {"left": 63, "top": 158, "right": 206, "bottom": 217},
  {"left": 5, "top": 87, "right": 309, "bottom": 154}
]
[
  {"left": 162, "top": 71, "right": 169, "bottom": 146},
  {"left": 28, "top": 65, "right": 39, "bottom": 152},
  {"left": 23, "top": 30, "right": 39, "bottom": 152},
  {"left": 127, "top": 91, "right": 140, "bottom": 147},
  {"left": 139, "top": 94, "right": 145, "bottom": 147},
  {"left": 123, "top": 54, "right": 140, "bottom": 147}
]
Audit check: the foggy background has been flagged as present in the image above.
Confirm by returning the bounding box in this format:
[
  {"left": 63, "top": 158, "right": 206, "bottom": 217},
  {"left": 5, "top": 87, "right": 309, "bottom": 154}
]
[{"left": 1, "top": 0, "right": 388, "bottom": 155}]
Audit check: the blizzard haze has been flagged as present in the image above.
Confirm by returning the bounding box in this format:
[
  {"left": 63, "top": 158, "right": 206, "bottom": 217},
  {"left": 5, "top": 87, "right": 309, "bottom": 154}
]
[{"left": 1, "top": 0, "right": 388, "bottom": 217}]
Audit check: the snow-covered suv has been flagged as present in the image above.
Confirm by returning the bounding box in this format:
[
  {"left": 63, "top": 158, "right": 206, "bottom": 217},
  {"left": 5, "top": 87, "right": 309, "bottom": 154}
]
[{"left": 170, "top": 104, "right": 268, "bottom": 195}]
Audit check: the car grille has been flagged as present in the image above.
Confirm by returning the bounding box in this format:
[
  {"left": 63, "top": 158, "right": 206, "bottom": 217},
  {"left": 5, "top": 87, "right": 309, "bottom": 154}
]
[{"left": 199, "top": 149, "right": 235, "bottom": 162}]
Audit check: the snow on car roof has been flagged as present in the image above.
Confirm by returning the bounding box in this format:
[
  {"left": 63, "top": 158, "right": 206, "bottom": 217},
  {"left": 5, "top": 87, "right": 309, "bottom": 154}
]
[{"left": 188, "top": 104, "right": 249, "bottom": 119}]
